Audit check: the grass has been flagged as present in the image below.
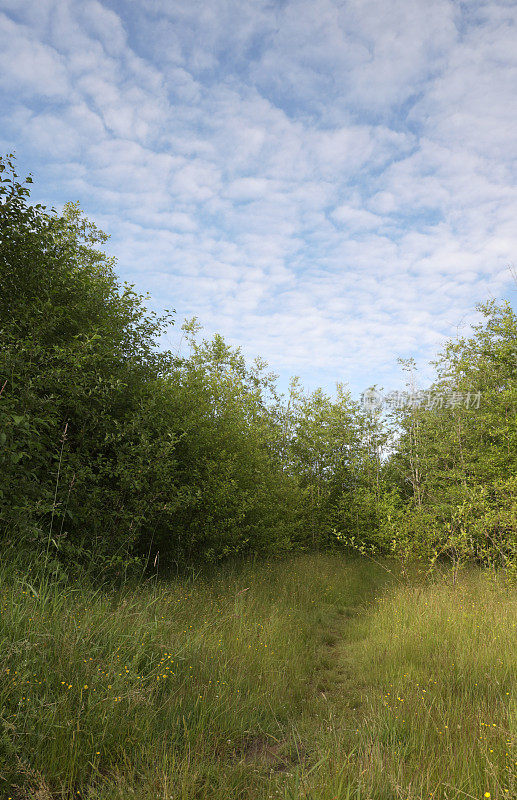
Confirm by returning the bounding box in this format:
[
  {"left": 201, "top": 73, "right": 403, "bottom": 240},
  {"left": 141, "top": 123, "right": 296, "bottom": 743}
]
[
  {"left": 0, "top": 555, "right": 515, "bottom": 799},
  {"left": 293, "top": 566, "right": 516, "bottom": 800}
]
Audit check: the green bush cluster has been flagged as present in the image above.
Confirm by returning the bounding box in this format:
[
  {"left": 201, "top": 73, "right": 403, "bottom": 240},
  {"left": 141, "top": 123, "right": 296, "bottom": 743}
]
[
  {"left": 1, "top": 153, "right": 516, "bottom": 574},
  {"left": 0, "top": 155, "right": 301, "bottom": 573},
  {"left": 384, "top": 301, "right": 517, "bottom": 571}
]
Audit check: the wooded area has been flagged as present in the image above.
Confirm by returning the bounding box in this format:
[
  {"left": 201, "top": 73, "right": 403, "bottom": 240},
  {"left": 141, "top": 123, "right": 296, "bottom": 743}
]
[{"left": 1, "top": 153, "right": 516, "bottom": 577}]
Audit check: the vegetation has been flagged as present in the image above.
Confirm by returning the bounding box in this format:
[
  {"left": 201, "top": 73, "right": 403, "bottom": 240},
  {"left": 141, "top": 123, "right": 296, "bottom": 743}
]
[
  {"left": 0, "top": 155, "right": 302, "bottom": 573},
  {"left": 0, "top": 556, "right": 514, "bottom": 799},
  {"left": 1, "top": 154, "right": 516, "bottom": 574},
  {"left": 1, "top": 155, "right": 516, "bottom": 797}
]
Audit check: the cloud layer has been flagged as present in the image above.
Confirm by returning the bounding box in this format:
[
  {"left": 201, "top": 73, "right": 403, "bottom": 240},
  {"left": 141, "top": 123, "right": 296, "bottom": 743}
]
[{"left": 1, "top": 0, "right": 516, "bottom": 393}]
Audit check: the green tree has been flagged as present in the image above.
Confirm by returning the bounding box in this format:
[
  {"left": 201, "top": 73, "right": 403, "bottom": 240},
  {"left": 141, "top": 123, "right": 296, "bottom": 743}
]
[
  {"left": 0, "top": 155, "right": 175, "bottom": 570},
  {"left": 388, "top": 301, "right": 517, "bottom": 570}
]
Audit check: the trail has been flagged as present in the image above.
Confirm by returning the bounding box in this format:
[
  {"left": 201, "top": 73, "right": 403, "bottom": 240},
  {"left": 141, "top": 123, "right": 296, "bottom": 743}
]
[{"left": 310, "top": 558, "right": 395, "bottom": 702}]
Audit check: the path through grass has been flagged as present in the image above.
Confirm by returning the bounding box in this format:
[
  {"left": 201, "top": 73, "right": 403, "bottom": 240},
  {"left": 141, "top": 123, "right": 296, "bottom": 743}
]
[
  {"left": 289, "top": 567, "right": 516, "bottom": 800},
  {"left": 0, "top": 556, "right": 515, "bottom": 799}
]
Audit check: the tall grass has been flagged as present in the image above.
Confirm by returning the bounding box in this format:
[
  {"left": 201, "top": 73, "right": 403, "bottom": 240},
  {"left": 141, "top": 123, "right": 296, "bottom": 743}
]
[
  {"left": 292, "top": 568, "right": 517, "bottom": 800},
  {"left": 0, "top": 556, "right": 514, "bottom": 799},
  {"left": 0, "top": 555, "right": 387, "bottom": 798}
]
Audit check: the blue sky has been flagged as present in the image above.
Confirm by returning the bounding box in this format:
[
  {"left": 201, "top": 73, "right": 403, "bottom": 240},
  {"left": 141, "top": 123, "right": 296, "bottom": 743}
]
[{"left": 1, "top": 0, "right": 516, "bottom": 396}]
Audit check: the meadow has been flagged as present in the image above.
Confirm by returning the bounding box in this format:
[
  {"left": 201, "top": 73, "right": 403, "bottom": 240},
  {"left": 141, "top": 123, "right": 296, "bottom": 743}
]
[{"left": 0, "top": 555, "right": 515, "bottom": 800}]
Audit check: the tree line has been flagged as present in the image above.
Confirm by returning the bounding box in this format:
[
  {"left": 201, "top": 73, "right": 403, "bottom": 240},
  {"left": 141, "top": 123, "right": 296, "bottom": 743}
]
[{"left": 1, "top": 154, "right": 515, "bottom": 577}]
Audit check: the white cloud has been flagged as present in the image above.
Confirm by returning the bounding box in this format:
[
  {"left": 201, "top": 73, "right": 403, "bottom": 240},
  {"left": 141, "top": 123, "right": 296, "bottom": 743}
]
[
  {"left": 1, "top": 0, "right": 516, "bottom": 393},
  {"left": 0, "top": 12, "right": 69, "bottom": 98}
]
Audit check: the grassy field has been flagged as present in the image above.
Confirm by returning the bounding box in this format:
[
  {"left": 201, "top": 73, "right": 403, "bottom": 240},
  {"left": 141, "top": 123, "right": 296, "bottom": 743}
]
[{"left": 0, "top": 555, "right": 515, "bottom": 799}]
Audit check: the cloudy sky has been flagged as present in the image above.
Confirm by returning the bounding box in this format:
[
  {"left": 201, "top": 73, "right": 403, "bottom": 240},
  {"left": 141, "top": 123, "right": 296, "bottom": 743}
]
[{"left": 1, "top": 0, "right": 516, "bottom": 395}]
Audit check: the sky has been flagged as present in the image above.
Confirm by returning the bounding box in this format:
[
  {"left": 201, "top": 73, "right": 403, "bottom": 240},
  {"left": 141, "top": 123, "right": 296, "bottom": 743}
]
[{"left": 1, "top": 0, "right": 516, "bottom": 397}]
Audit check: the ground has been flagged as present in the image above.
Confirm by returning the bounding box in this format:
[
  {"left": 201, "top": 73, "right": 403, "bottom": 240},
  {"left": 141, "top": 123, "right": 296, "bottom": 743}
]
[{"left": 1, "top": 555, "right": 515, "bottom": 799}]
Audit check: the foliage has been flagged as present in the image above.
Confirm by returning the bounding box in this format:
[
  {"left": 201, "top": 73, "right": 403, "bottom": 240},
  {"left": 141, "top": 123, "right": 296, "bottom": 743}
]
[
  {"left": 386, "top": 301, "right": 517, "bottom": 570},
  {"left": 0, "top": 155, "right": 302, "bottom": 572},
  {"left": 1, "top": 152, "right": 516, "bottom": 573}
]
